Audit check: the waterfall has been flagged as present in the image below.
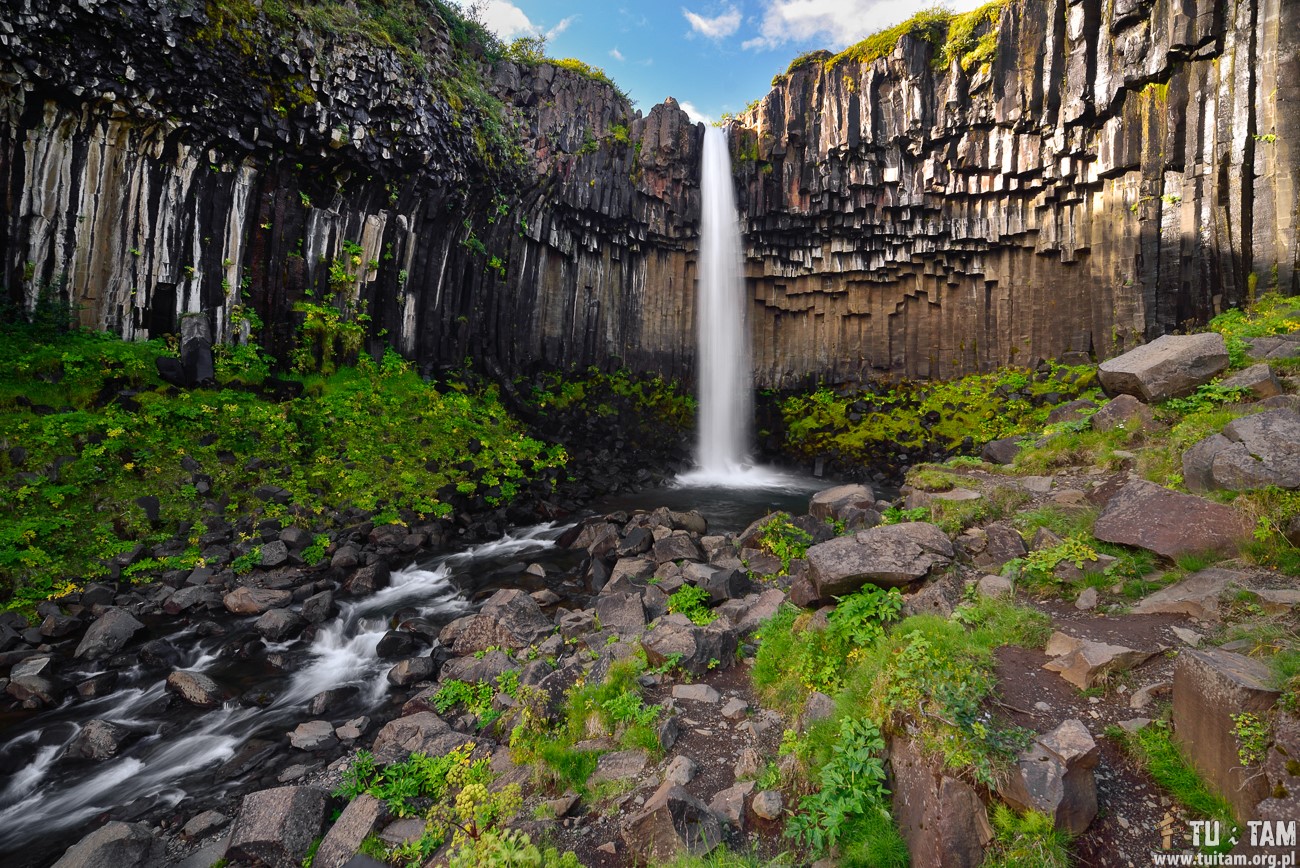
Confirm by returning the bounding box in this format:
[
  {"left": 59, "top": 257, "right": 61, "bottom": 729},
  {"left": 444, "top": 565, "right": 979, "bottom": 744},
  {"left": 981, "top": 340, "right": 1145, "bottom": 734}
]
[{"left": 694, "top": 125, "right": 752, "bottom": 474}]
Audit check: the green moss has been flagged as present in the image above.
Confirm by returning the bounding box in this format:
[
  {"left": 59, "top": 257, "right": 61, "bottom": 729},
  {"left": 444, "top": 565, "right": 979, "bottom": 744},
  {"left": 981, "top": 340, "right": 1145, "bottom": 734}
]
[
  {"left": 937, "top": 0, "right": 1008, "bottom": 72},
  {"left": 826, "top": 7, "right": 952, "bottom": 68}
]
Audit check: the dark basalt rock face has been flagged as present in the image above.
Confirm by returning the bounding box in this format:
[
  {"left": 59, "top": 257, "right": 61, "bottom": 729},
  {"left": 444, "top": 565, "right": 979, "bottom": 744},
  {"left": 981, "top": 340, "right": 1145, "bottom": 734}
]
[{"left": 0, "top": 0, "right": 1296, "bottom": 387}]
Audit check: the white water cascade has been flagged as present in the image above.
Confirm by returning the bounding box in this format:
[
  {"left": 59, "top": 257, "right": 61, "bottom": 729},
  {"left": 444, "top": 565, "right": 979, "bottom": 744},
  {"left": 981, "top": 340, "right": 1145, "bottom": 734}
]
[
  {"left": 694, "top": 125, "right": 751, "bottom": 475},
  {"left": 678, "top": 126, "right": 800, "bottom": 490}
]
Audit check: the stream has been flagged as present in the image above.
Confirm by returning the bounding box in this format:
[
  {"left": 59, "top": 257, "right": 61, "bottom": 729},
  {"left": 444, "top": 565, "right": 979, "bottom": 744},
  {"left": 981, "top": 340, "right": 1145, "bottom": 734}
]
[{"left": 0, "top": 476, "right": 820, "bottom": 865}]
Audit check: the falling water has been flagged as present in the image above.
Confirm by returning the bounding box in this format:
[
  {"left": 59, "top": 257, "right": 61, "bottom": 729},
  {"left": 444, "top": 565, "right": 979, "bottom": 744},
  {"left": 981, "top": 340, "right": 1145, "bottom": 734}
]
[{"left": 694, "top": 125, "right": 752, "bottom": 475}]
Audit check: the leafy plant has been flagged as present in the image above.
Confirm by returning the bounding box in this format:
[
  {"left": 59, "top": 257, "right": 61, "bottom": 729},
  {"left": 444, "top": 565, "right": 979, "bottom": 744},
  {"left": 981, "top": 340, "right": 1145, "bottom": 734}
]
[
  {"left": 1231, "top": 712, "right": 1269, "bottom": 766},
  {"left": 785, "top": 717, "right": 890, "bottom": 855},
  {"left": 231, "top": 546, "right": 261, "bottom": 575},
  {"left": 755, "top": 514, "right": 813, "bottom": 575},
  {"left": 667, "top": 584, "right": 716, "bottom": 625}
]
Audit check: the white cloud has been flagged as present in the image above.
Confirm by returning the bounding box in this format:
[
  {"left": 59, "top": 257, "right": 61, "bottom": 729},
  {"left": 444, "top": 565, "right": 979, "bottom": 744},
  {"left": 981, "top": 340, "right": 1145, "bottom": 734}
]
[
  {"left": 682, "top": 5, "right": 742, "bottom": 39},
  {"left": 471, "top": 2, "right": 576, "bottom": 44},
  {"left": 610, "top": 47, "right": 626, "bottom": 61},
  {"left": 476, "top": 0, "right": 539, "bottom": 41},
  {"left": 546, "top": 15, "right": 577, "bottom": 40},
  {"left": 743, "top": 0, "right": 986, "bottom": 51},
  {"left": 678, "top": 100, "right": 714, "bottom": 125}
]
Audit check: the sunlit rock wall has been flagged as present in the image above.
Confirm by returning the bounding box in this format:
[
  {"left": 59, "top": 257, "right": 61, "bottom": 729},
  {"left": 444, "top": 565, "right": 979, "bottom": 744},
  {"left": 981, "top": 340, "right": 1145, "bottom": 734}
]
[
  {"left": 0, "top": 0, "right": 1296, "bottom": 386},
  {"left": 731, "top": 0, "right": 1299, "bottom": 382}
]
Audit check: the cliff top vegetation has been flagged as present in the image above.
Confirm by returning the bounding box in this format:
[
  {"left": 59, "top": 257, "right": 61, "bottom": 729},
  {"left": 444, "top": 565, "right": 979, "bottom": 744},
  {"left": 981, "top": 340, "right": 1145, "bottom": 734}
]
[{"left": 779, "top": 0, "right": 1007, "bottom": 82}]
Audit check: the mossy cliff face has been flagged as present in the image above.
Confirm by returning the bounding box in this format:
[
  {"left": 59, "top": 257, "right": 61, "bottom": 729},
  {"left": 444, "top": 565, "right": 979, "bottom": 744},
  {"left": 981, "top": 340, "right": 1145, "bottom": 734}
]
[{"left": 1, "top": 0, "right": 1297, "bottom": 385}]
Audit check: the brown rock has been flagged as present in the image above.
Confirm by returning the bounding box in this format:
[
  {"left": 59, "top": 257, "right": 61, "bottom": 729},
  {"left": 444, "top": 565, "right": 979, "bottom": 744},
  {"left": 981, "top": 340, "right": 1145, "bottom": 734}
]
[
  {"left": 620, "top": 783, "right": 722, "bottom": 864},
  {"left": 998, "top": 719, "right": 1099, "bottom": 834},
  {"left": 1093, "top": 479, "right": 1250, "bottom": 559},
  {"left": 889, "top": 737, "right": 991, "bottom": 868},
  {"left": 312, "top": 794, "right": 384, "bottom": 868},
  {"left": 1090, "top": 394, "right": 1156, "bottom": 433},
  {"left": 1098, "top": 333, "right": 1230, "bottom": 403},
  {"left": 226, "top": 785, "right": 328, "bottom": 868},
  {"left": 1173, "top": 648, "right": 1281, "bottom": 821},
  {"left": 223, "top": 587, "right": 292, "bottom": 615}
]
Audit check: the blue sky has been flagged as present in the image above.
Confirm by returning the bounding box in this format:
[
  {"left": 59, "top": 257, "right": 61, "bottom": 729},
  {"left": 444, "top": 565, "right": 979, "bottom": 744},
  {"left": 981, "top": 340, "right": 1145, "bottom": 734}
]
[{"left": 465, "top": 0, "right": 988, "bottom": 122}]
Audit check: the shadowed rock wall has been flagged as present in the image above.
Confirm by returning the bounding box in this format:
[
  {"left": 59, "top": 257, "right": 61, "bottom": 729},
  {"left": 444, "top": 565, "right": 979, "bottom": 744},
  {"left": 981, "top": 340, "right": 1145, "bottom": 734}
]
[{"left": 1, "top": 0, "right": 1296, "bottom": 386}]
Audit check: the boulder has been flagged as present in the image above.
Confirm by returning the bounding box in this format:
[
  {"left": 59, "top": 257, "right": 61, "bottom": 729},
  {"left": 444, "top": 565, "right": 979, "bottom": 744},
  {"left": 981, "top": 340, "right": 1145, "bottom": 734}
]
[
  {"left": 1098, "top": 333, "right": 1229, "bottom": 403},
  {"left": 439, "top": 589, "right": 552, "bottom": 654},
  {"left": 751, "top": 790, "right": 783, "bottom": 821},
  {"left": 226, "top": 785, "right": 328, "bottom": 868},
  {"left": 805, "top": 522, "right": 953, "bottom": 598},
  {"left": 255, "top": 608, "right": 304, "bottom": 642},
  {"left": 715, "top": 588, "right": 786, "bottom": 636},
  {"left": 653, "top": 533, "right": 704, "bottom": 564},
  {"left": 74, "top": 608, "right": 144, "bottom": 660},
  {"left": 386, "top": 656, "right": 436, "bottom": 687},
  {"left": 312, "top": 793, "right": 384, "bottom": 868},
  {"left": 1173, "top": 648, "right": 1280, "bottom": 821},
  {"left": 260, "top": 540, "right": 290, "bottom": 568},
  {"left": 1204, "top": 409, "right": 1300, "bottom": 490},
  {"left": 1041, "top": 632, "right": 1155, "bottom": 689},
  {"left": 621, "top": 783, "right": 722, "bottom": 864},
  {"left": 997, "top": 719, "right": 1099, "bottom": 834},
  {"left": 672, "top": 683, "right": 721, "bottom": 703},
  {"left": 1093, "top": 479, "right": 1250, "bottom": 559},
  {"left": 1219, "top": 363, "right": 1283, "bottom": 399},
  {"left": 289, "top": 720, "right": 338, "bottom": 751},
  {"left": 301, "top": 590, "right": 334, "bottom": 624},
  {"left": 223, "top": 587, "right": 292, "bottom": 616},
  {"left": 664, "top": 755, "right": 698, "bottom": 786},
  {"left": 960, "top": 522, "right": 1027, "bottom": 571},
  {"left": 51, "top": 821, "right": 159, "bottom": 868},
  {"left": 569, "top": 521, "right": 620, "bottom": 559},
  {"left": 1047, "top": 399, "right": 1097, "bottom": 425},
  {"left": 370, "top": 712, "right": 472, "bottom": 764},
  {"left": 809, "top": 484, "right": 875, "bottom": 521},
  {"left": 181, "top": 810, "right": 229, "bottom": 840},
  {"left": 165, "top": 670, "right": 224, "bottom": 707},
  {"left": 589, "top": 749, "right": 649, "bottom": 784},
  {"left": 1090, "top": 394, "right": 1156, "bottom": 433},
  {"left": 65, "top": 719, "right": 132, "bottom": 761},
  {"left": 1182, "top": 433, "right": 1234, "bottom": 493},
  {"left": 981, "top": 437, "right": 1023, "bottom": 465},
  {"left": 642, "top": 614, "right": 737, "bottom": 677},
  {"left": 890, "top": 737, "right": 992, "bottom": 868},
  {"left": 343, "top": 563, "right": 390, "bottom": 596},
  {"left": 709, "top": 780, "right": 754, "bottom": 829},
  {"left": 162, "top": 585, "right": 217, "bottom": 615},
  {"left": 1130, "top": 567, "right": 1251, "bottom": 620},
  {"left": 977, "top": 574, "right": 1014, "bottom": 597},
  {"left": 595, "top": 592, "right": 646, "bottom": 636},
  {"left": 617, "top": 526, "right": 654, "bottom": 557}
]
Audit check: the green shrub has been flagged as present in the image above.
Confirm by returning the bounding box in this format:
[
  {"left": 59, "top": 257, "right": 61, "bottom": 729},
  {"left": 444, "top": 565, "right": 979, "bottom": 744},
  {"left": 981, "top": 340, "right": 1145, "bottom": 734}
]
[
  {"left": 755, "top": 513, "right": 813, "bottom": 574},
  {"left": 667, "top": 584, "right": 716, "bottom": 625}
]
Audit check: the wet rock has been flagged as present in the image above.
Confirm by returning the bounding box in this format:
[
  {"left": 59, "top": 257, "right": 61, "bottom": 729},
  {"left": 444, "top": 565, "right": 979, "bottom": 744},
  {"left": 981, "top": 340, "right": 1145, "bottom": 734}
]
[
  {"left": 805, "top": 522, "right": 953, "bottom": 598},
  {"left": 621, "top": 782, "right": 722, "bottom": 864},
  {"left": 165, "top": 670, "right": 224, "bottom": 708},
  {"left": 1173, "top": 648, "right": 1281, "bottom": 821},
  {"left": 65, "top": 718, "right": 132, "bottom": 761},
  {"left": 51, "top": 821, "right": 160, "bottom": 868},
  {"left": 226, "top": 785, "right": 328, "bottom": 868},
  {"left": 301, "top": 590, "right": 334, "bottom": 624},
  {"left": 181, "top": 810, "right": 229, "bottom": 840},
  {"left": 1042, "top": 632, "right": 1155, "bottom": 689},
  {"left": 313, "top": 793, "right": 384, "bottom": 868},
  {"left": 386, "top": 656, "right": 436, "bottom": 687},
  {"left": 76, "top": 672, "right": 118, "bottom": 698},
  {"left": 223, "top": 586, "right": 292, "bottom": 615},
  {"left": 162, "top": 585, "right": 217, "bottom": 615},
  {"left": 1098, "top": 333, "right": 1229, "bottom": 403},
  {"left": 375, "top": 630, "right": 425, "bottom": 659},
  {"left": 8, "top": 670, "right": 59, "bottom": 706},
  {"left": 289, "top": 720, "right": 338, "bottom": 751},
  {"left": 306, "top": 686, "right": 361, "bottom": 717},
  {"left": 998, "top": 719, "right": 1099, "bottom": 833},
  {"left": 343, "top": 563, "right": 390, "bottom": 596},
  {"left": 39, "top": 612, "right": 82, "bottom": 639},
  {"left": 569, "top": 521, "right": 620, "bottom": 559},
  {"left": 330, "top": 546, "right": 360, "bottom": 570},
  {"left": 74, "top": 607, "right": 144, "bottom": 659},
  {"left": 255, "top": 608, "right": 304, "bottom": 641},
  {"left": 1093, "top": 479, "right": 1251, "bottom": 559}
]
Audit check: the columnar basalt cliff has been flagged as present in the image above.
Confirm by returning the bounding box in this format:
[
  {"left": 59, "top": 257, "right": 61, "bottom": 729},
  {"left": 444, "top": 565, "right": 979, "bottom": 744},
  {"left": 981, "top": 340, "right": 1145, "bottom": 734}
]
[
  {"left": 0, "top": 0, "right": 1296, "bottom": 386},
  {"left": 731, "top": 0, "right": 1300, "bottom": 382}
]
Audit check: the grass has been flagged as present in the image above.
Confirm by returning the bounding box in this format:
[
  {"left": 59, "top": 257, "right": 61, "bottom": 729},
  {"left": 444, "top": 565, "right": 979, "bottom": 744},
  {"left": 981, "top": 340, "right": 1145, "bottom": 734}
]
[
  {"left": 1115, "top": 722, "right": 1239, "bottom": 836},
  {"left": 981, "top": 805, "right": 1072, "bottom": 868}
]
